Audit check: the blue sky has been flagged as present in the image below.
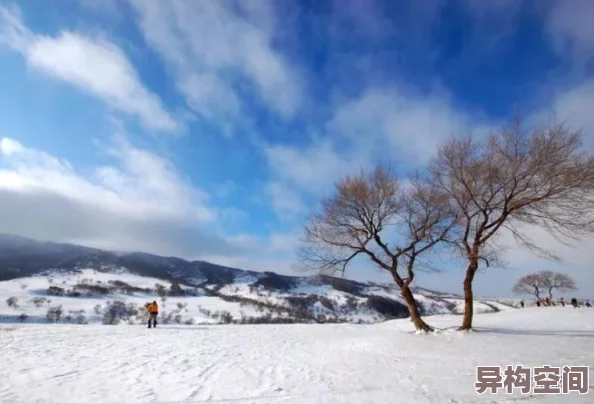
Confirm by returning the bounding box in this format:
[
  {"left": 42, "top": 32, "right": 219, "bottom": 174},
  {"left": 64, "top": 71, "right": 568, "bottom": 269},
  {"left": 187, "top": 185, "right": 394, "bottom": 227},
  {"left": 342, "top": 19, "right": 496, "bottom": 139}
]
[{"left": 1, "top": 0, "right": 593, "bottom": 298}]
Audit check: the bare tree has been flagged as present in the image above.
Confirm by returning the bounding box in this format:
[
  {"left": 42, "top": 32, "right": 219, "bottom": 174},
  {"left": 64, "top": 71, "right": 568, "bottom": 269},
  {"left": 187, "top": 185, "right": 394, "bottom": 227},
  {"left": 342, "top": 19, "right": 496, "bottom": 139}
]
[
  {"left": 28, "top": 297, "right": 47, "bottom": 308},
  {"left": 430, "top": 118, "right": 594, "bottom": 330},
  {"left": 46, "top": 305, "right": 63, "bottom": 323},
  {"left": 539, "top": 270, "right": 576, "bottom": 300},
  {"left": 299, "top": 166, "right": 457, "bottom": 331},
  {"left": 512, "top": 273, "right": 545, "bottom": 302}
]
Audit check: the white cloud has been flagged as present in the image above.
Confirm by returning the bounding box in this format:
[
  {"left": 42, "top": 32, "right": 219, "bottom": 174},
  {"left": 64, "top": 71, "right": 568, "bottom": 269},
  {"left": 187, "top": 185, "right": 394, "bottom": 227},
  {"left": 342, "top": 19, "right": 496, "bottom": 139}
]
[
  {"left": 0, "top": 4, "right": 179, "bottom": 133},
  {"left": 128, "top": 0, "right": 302, "bottom": 136},
  {"left": 263, "top": 86, "right": 492, "bottom": 219},
  {"left": 546, "top": 0, "right": 594, "bottom": 63},
  {"left": 269, "top": 232, "right": 301, "bottom": 254},
  {"left": 264, "top": 140, "right": 351, "bottom": 196},
  {"left": 266, "top": 182, "right": 308, "bottom": 218},
  {"left": 1, "top": 135, "right": 211, "bottom": 221},
  {"left": 0, "top": 135, "right": 258, "bottom": 259},
  {"left": 0, "top": 138, "right": 23, "bottom": 156},
  {"left": 328, "top": 88, "right": 486, "bottom": 164},
  {"left": 552, "top": 78, "right": 594, "bottom": 150}
]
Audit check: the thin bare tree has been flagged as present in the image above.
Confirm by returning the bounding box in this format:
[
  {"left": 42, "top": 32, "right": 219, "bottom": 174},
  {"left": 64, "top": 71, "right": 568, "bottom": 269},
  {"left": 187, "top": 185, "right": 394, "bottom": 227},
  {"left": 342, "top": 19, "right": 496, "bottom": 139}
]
[
  {"left": 299, "top": 166, "right": 457, "bottom": 332},
  {"left": 429, "top": 118, "right": 594, "bottom": 330},
  {"left": 539, "top": 270, "right": 576, "bottom": 300},
  {"left": 512, "top": 273, "right": 545, "bottom": 302}
]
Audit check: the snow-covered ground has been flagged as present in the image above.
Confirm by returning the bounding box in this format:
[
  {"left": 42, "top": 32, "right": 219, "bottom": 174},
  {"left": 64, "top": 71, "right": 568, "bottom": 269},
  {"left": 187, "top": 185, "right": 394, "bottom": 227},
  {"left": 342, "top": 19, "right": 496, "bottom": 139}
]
[{"left": 1, "top": 308, "right": 592, "bottom": 403}]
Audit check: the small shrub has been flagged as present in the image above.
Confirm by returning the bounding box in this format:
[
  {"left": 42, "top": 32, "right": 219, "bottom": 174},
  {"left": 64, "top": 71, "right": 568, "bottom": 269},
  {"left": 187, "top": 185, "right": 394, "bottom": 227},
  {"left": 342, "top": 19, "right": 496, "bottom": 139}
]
[
  {"left": 155, "top": 283, "right": 168, "bottom": 298},
  {"left": 17, "top": 313, "right": 28, "bottom": 322},
  {"left": 46, "top": 306, "right": 63, "bottom": 323},
  {"left": 69, "top": 309, "right": 85, "bottom": 316},
  {"left": 28, "top": 297, "right": 48, "bottom": 308},
  {"left": 184, "top": 318, "right": 196, "bottom": 325},
  {"left": 6, "top": 297, "right": 18, "bottom": 309},
  {"left": 76, "top": 315, "right": 88, "bottom": 324},
  {"left": 127, "top": 303, "right": 139, "bottom": 317},
  {"left": 220, "top": 311, "right": 233, "bottom": 324},
  {"left": 345, "top": 296, "right": 358, "bottom": 310},
  {"left": 108, "top": 280, "right": 150, "bottom": 295},
  {"left": 319, "top": 296, "right": 335, "bottom": 310},
  {"left": 102, "top": 301, "right": 135, "bottom": 325},
  {"left": 47, "top": 286, "right": 66, "bottom": 296},
  {"left": 72, "top": 284, "right": 109, "bottom": 296},
  {"left": 169, "top": 283, "right": 185, "bottom": 297},
  {"left": 20, "top": 284, "right": 27, "bottom": 290}
]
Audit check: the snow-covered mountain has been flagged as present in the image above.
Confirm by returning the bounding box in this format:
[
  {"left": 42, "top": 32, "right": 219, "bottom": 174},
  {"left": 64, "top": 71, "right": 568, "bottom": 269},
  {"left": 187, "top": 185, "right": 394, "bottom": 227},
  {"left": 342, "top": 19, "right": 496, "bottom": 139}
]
[{"left": 0, "top": 234, "right": 517, "bottom": 325}]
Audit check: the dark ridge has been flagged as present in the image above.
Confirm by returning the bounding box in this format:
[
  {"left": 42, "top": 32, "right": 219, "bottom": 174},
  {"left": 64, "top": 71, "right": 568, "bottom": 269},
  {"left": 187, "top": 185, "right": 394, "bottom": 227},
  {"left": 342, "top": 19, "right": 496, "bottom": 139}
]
[
  {"left": 365, "top": 296, "right": 409, "bottom": 319},
  {"left": 311, "top": 274, "right": 366, "bottom": 296},
  {"left": 253, "top": 272, "right": 299, "bottom": 291}
]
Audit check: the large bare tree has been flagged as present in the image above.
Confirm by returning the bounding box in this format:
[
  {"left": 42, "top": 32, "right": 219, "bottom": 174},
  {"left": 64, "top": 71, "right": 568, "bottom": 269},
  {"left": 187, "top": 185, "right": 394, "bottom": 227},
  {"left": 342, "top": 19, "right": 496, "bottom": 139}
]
[
  {"left": 539, "top": 270, "right": 576, "bottom": 300},
  {"left": 512, "top": 273, "right": 545, "bottom": 302},
  {"left": 299, "top": 166, "right": 457, "bottom": 332},
  {"left": 512, "top": 270, "right": 576, "bottom": 303},
  {"left": 429, "top": 118, "right": 594, "bottom": 330}
]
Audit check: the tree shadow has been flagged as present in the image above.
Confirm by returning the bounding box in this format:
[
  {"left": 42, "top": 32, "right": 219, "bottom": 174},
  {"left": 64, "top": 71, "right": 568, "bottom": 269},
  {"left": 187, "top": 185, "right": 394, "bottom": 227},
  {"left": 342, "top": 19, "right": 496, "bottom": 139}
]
[
  {"left": 475, "top": 327, "right": 594, "bottom": 338},
  {"left": 147, "top": 326, "right": 210, "bottom": 331}
]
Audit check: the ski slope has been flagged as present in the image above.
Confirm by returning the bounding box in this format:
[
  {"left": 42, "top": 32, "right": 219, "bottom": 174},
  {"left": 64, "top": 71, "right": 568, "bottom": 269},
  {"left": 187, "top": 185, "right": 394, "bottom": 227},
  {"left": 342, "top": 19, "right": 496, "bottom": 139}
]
[{"left": 1, "top": 308, "right": 592, "bottom": 403}]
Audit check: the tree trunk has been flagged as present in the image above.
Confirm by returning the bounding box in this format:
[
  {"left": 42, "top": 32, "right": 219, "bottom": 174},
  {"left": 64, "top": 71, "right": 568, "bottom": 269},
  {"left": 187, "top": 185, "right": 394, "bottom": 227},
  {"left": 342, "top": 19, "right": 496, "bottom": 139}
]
[
  {"left": 401, "top": 284, "right": 433, "bottom": 332},
  {"left": 548, "top": 288, "right": 553, "bottom": 301},
  {"left": 459, "top": 258, "right": 478, "bottom": 331}
]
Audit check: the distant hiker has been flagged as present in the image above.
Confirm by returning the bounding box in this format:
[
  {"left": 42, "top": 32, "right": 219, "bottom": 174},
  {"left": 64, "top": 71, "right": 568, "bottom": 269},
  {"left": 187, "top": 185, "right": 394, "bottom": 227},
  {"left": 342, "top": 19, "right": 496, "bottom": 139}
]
[
  {"left": 586, "top": 300, "right": 591, "bottom": 308},
  {"left": 146, "top": 301, "right": 159, "bottom": 328},
  {"left": 520, "top": 300, "right": 524, "bottom": 308},
  {"left": 571, "top": 298, "right": 578, "bottom": 308},
  {"left": 559, "top": 297, "right": 565, "bottom": 307}
]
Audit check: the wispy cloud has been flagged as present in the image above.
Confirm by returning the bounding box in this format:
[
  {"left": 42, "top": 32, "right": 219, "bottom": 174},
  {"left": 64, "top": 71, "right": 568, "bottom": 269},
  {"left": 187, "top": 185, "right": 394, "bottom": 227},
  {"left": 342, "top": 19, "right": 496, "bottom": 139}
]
[
  {"left": 0, "top": 134, "right": 256, "bottom": 258},
  {"left": 263, "top": 85, "right": 492, "bottom": 219},
  {"left": 546, "top": 0, "right": 594, "bottom": 68},
  {"left": 0, "top": 4, "right": 179, "bottom": 133},
  {"left": 265, "top": 182, "right": 308, "bottom": 219},
  {"left": 128, "top": 0, "right": 302, "bottom": 137}
]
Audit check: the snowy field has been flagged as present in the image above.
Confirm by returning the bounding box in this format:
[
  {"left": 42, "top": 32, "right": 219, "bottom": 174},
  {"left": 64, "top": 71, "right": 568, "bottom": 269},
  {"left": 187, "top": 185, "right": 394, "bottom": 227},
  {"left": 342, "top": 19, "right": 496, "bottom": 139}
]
[{"left": 1, "top": 308, "right": 592, "bottom": 403}]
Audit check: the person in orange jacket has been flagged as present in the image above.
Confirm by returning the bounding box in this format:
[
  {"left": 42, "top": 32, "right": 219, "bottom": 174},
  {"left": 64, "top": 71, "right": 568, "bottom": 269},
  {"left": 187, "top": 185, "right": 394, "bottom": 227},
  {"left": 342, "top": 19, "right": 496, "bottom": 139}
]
[{"left": 146, "top": 301, "right": 159, "bottom": 328}]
